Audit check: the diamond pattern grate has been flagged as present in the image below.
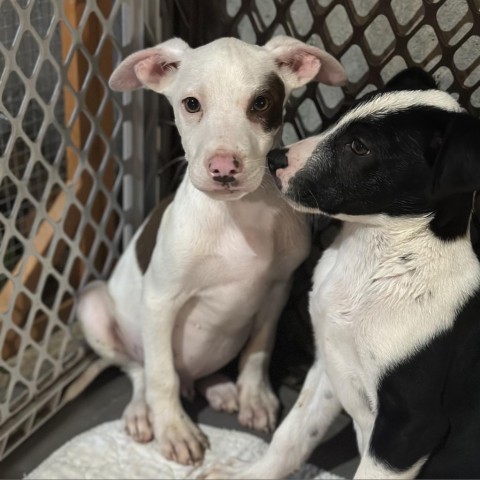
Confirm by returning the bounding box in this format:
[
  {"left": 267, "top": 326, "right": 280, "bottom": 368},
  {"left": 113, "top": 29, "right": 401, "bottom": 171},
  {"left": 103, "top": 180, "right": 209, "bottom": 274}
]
[{"left": 0, "top": 0, "right": 145, "bottom": 460}]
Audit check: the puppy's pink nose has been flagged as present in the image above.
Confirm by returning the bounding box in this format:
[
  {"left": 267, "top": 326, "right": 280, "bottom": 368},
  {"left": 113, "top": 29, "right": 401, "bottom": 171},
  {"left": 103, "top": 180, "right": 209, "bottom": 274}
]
[{"left": 208, "top": 154, "right": 243, "bottom": 180}]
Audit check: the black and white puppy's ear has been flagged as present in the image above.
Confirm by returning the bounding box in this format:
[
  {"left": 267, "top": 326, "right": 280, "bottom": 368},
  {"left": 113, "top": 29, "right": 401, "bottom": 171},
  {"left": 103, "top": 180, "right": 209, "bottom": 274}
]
[
  {"left": 432, "top": 113, "right": 480, "bottom": 198},
  {"left": 384, "top": 67, "right": 437, "bottom": 92}
]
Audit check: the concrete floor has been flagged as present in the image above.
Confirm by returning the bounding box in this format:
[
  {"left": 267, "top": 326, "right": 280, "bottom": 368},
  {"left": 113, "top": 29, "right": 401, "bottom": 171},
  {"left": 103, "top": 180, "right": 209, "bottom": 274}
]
[{"left": 0, "top": 368, "right": 359, "bottom": 479}]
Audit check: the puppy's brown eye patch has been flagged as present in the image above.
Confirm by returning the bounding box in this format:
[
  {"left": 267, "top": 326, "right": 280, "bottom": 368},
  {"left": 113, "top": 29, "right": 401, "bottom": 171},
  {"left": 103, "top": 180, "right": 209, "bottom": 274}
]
[{"left": 247, "top": 73, "right": 285, "bottom": 132}]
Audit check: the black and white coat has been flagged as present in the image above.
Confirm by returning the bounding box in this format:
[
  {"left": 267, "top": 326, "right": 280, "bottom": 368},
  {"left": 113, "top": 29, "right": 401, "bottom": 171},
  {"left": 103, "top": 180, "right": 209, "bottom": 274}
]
[{"left": 205, "top": 69, "right": 480, "bottom": 479}]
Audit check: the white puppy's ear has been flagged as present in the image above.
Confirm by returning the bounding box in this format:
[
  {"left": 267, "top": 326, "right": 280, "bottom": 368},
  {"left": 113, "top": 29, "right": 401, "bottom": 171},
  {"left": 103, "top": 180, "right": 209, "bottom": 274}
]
[
  {"left": 264, "top": 36, "right": 347, "bottom": 89},
  {"left": 108, "top": 37, "right": 190, "bottom": 92}
]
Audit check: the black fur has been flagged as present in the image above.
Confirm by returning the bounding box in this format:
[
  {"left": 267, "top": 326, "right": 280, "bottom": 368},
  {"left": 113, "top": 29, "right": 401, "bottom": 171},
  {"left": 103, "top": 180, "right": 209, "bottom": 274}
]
[
  {"left": 337, "top": 67, "right": 438, "bottom": 116},
  {"left": 371, "top": 285, "right": 480, "bottom": 478},
  {"left": 383, "top": 66, "right": 437, "bottom": 92}
]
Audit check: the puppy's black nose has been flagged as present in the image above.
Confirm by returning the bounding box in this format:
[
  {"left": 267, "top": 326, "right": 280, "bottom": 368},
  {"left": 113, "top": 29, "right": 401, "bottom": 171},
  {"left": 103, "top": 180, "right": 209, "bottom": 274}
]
[{"left": 267, "top": 148, "right": 289, "bottom": 173}]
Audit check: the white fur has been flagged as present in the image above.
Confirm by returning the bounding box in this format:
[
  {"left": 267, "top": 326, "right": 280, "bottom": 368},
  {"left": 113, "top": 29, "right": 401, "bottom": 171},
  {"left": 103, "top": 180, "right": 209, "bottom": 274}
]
[
  {"left": 77, "top": 36, "right": 347, "bottom": 466},
  {"left": 339, "top": 90, "right": 462, "bottom": 125},
  {"left": 355, "top": 454, "right": 427, "bottom": 479}
]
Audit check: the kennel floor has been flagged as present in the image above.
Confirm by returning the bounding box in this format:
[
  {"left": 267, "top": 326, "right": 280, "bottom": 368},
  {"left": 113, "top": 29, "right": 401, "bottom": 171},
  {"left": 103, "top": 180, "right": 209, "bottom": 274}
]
[{"left": 0, "top": 368, "right": 359, "bottom": 478}]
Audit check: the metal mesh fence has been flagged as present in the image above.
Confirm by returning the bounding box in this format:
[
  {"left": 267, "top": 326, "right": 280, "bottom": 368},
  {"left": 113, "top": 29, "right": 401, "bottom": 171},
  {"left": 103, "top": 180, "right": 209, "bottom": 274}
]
[{"left": 0, "top": 0, "right": 146, "bottom": 460}]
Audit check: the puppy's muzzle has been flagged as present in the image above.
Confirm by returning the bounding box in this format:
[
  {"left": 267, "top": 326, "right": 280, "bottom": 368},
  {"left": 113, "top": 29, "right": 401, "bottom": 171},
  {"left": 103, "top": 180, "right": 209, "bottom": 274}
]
[
  {"left": 267, "top": 148, "right": 289, "bottom": 174},
  {"left": 208, "top": 153, "right": 243, "bottom": 185}
]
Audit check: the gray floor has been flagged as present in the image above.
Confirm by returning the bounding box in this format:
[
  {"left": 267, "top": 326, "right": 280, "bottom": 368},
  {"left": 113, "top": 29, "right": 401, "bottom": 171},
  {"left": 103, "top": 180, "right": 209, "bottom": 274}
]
[{"left": 0, "top": 368, "right": 358, "bottom": 479}]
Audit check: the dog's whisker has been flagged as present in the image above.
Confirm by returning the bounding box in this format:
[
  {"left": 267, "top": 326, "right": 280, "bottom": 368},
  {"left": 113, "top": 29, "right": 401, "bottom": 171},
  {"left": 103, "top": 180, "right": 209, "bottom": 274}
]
[
  {"left": 307, "top": 187, "right": 321, "bottom": 212},
  {"left": 158, "top": 156, "right": 187, "bottom": 174}
]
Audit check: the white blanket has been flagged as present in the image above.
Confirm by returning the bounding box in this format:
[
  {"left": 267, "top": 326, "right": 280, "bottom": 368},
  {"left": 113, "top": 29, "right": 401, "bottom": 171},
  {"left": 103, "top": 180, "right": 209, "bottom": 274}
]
[{"left": 28, "top": 421, "right": 342, "bottom": 479}]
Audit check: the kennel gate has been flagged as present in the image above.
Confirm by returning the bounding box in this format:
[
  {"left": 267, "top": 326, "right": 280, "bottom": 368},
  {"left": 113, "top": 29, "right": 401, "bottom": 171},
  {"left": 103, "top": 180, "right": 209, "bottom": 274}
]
[
  {"left": 1, "top": 0, "right": 480, "bottom": 464},
  {"left": 0, "top": 0, "right": 159, "bottom": 461}
]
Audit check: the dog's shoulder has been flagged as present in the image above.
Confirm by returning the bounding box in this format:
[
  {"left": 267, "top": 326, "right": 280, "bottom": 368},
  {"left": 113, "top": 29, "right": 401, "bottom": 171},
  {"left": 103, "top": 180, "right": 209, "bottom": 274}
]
[
  {"left": 313, "top": 219, "right": 480, "bottom": 370},
  {"left": 368, "top": 218, "right": 478, "bottom": 343}
]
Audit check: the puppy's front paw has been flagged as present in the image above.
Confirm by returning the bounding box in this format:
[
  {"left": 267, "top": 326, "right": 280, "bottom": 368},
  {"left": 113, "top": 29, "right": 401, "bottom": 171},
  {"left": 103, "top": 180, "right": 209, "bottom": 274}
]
[
  {"left": 123, "top": 398, "right": 153, "bottom": 443},
  {"left": 197, "top": 373, "right": 239, "bottom": 413},
  {"left": 155, "top": 415, "right": 210, "bottom": 466},
  {"left": 237, "top": 381, "right": 279, "bottom": 433},
  {"left": 204, "top": 381, "right": 239, "bottom": 413}
]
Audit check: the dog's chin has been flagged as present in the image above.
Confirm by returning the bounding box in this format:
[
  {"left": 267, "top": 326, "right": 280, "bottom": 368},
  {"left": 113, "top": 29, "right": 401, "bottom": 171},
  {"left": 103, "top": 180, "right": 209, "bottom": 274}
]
[
  {"left": 191, "top": 174, "right": 264, "bottom": 201},
  {"left": 190, "top": 180, "right": 253, "bottom": 200},
  {"left": 201, "top": 189, "right": 250, "bottom": 201}
]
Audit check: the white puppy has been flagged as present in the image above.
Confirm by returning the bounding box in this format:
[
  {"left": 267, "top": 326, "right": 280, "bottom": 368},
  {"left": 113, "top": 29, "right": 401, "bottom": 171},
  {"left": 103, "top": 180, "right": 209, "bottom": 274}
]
[{"left": 77, "top": 36, "right": 346, "bottom": 465}]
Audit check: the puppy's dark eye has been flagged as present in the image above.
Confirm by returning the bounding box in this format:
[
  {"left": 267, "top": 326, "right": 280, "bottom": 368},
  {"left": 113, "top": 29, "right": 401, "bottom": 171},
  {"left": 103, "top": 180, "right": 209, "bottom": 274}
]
[
  {"left": 350, "top": 138, "right": 370, "bottom": 156},
  {"left": 183, "top": 97, "right": 201, "bottom": 113},
  {"left": 252, "top": 95, "right": 270, "bottom": 112}
]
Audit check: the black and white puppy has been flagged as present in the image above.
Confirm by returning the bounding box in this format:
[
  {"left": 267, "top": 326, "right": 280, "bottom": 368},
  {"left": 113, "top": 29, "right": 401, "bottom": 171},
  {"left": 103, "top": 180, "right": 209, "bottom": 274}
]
[{"left": 204, "top": 70, "right": 480, "bottom": 479}]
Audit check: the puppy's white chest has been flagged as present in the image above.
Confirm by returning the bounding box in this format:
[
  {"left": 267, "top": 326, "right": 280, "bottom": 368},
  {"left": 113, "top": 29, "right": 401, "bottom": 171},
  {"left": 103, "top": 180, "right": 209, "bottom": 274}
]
[
  {"left": 311, "top": 228, "right": 379, "bottom": 330},
  {"left": 311, "top": 246, "right": 378, "bottom": 417},
  {"left": 186, "top": 217, "right": 283, "bottom": 291},
  {"left": 170, "top": 195, "right": 309, "bottom": 379},
  {"left": 184, "top": 230, "right": 274, "bottom": 322}
]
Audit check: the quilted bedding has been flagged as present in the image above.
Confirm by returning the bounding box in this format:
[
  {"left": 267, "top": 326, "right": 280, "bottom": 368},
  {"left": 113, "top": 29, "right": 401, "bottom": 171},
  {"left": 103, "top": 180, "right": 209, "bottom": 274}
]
[{"left": 28, "top": 421, "right": 343, "bottom": 479}]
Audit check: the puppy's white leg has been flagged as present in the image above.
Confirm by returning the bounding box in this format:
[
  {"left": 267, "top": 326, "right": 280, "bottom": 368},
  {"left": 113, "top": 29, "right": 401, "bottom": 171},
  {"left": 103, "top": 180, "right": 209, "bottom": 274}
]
[
  {"left": 197, "top": 373, "right": 239, "bottom": 413},
  {"left": 122, "top": 364, "right": 153, "bottom": 443},
  {"left": 142, "top": 288, "right": 209, "bottom": 465},
  {"left": 77, "top": 281, "right": 129, "bottom": 365},
  {"left": 202, "top": 360, "right": 342, "bottom": 479},
  {"left": 78, "top": 282, "right": 154, "bottom": 443},
  {"left": 236, "top": 281, "right": 290, "bottom": 433}
]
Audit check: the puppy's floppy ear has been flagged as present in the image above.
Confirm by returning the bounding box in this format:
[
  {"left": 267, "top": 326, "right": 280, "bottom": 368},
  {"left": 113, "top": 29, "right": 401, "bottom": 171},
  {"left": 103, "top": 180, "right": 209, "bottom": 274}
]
[
  {"left": 433, "top": 113, "right": 480, "bottom": 198},
  {"left": 264, "top": 35, "right": 347, "bottom": 90},
  {"left": 384, "top": 67, "right": 437, "bottom": 92},
  {"left": 109, "top": 37, "right": 190, "bottom": 93}
]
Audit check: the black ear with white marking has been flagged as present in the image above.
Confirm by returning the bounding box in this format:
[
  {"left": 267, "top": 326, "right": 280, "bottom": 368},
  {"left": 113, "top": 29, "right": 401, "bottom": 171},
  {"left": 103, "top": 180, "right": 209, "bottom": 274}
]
[
  {"left": 384, "top": 67, "right": 437, "bottom": 92},
  {"left": 433, "top": 113, "right": 480, "bottom": 198}
]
